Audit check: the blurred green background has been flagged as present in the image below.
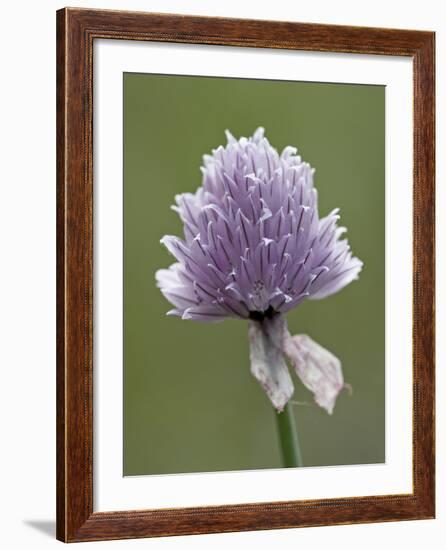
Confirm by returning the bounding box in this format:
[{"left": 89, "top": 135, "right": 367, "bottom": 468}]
[{"left": 123, "top": 73, "right": 385, "bottom": 475}]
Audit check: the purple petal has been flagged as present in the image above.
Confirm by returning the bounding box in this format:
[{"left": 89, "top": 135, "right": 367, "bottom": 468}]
[
  {"left": 310, "top": 259, "right": 363, "bottom": 299},
  {"left": 182, "top": 305, "right": 227, "bottom": 323}
]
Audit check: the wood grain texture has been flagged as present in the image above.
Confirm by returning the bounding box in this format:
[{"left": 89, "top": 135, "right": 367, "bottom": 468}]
[{"left": 56, "top": 7, "right": 435, "bottom": 542}]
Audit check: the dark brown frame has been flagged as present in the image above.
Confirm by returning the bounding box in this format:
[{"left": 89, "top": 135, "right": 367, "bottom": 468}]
[{"left": 57, "top": 7, "right": 435, "bottom": 542}]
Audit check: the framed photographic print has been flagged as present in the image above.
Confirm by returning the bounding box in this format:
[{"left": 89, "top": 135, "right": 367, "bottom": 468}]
[{"left": 56, "top": 7, "right": 435, "bottom": 542}]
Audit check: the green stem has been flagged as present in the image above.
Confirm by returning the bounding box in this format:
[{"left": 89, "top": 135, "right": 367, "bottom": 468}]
[{"left": 275, "top": 402, "right": 303, "bottom": 467}]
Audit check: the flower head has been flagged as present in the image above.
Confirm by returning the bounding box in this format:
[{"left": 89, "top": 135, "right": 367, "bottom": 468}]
[
  {"left": 156, "top": 128, "right": 362, "bottom": 412},
  {"left": 156, "top": 128, "right": 362, "bottom": 322}
]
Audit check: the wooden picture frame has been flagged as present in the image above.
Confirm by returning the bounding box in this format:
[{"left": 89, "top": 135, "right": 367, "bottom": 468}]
[{"left": 56, "top": 7, "right": 435, "bottom": 542}]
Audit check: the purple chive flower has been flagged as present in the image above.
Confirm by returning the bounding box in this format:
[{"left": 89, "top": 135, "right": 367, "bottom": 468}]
[{"left": 156, "top": 128, "right": 363, "bottom": 413}]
